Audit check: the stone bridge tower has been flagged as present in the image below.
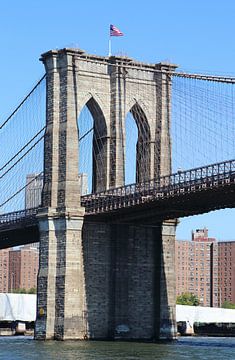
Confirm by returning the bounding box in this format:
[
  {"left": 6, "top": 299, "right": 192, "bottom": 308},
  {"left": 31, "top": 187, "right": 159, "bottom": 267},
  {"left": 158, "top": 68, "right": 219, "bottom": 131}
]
[{"left": 35, "top": 48, "right": 178, "bottom": 341}]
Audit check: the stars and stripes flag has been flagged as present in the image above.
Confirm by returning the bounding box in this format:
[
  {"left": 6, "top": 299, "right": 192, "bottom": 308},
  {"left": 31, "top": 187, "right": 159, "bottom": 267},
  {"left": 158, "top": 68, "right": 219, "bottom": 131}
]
[{"left": 110, "top": 24, "right": 124, "bottom": 37}]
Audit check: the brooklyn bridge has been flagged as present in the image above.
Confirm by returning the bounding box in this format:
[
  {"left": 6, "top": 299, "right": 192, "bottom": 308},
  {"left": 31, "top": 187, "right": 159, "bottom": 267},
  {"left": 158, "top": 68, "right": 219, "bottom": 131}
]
[{"left": 0, "top": 48, "right": 234, "bottom": 340}]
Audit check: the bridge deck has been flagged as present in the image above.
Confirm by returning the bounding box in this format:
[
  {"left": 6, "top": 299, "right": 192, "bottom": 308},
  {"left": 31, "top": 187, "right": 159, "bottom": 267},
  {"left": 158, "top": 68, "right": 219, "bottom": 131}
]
[
  {"left": 82, "top": 159, "right": 235, "bottom": 217},
  {"left": 0, "top": 159, "right": 234, "bottom": 248}
]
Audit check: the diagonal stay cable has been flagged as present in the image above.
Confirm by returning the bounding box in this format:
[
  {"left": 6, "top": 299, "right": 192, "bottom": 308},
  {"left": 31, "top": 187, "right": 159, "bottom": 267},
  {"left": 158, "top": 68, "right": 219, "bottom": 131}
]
[
  {"left": 0, "top": 135, "right": 44, "bottom": 180},
  {"left": 79, "top": 127, "right": 94, "bottom": 141},
  {"left": 0, "top": 172, "right": 44, "bottom": 209},
  {"left": 0, "top": 74, "right": 46, "bottom": 131},
  {"left": 0, "top": 126, "right": 94, "bottom": 208},
  {"left": 1, "top": 123, "right": 89, "bottom": 174},
  {"left": 0, "top": 126, "right": 46, "bottom": 172}
]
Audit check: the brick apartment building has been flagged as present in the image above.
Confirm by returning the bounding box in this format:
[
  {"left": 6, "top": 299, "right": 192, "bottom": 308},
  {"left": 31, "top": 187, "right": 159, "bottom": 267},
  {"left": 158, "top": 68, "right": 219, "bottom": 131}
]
[
  {"left": 218, "top": 241, "right": 235, "bottom": 305},
  {"left": 176, "top": 228, "right": 235, "bottom": 307},
  {"left": 8, "top": 245, "right": 39, "bottom": 292},
  {"left": 0, "top": 174, "right": 41, "bottom": 293},
  {"left": 176, "top": 228, "right": 219, "bottom": 307},
  {"left": 0, "top": 245, "right": 39, "bottom": 293},
  {"left": 0, "top": 248, "right": 10, "bottom": 292}
]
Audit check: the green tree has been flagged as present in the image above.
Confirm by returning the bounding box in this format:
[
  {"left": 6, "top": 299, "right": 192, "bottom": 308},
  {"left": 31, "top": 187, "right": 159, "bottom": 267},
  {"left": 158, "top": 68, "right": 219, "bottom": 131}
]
[
  {"left": 221, "top": 300, "right": 235, "bottom": 309},
  {"left": 28, "top": 287, "right": 37, "bottom": 294},
  {"left": 12, "top": 288, "right": 27, "bottom": 294},
  {"left": 11, "top": 288, "right": 37, "bottom": 294},
  {"left": 176, "top": 292, "right": 200, "bottom": 306}
]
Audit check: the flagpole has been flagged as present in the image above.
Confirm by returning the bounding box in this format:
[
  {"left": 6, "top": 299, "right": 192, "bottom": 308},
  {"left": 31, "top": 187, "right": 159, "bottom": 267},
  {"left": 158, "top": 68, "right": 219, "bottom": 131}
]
[
  {"left": 108, "top": 36, "right": 111, "bottom": 56},
  {"left": 109, "top": 24, "right": 123, "bottom": 56}
]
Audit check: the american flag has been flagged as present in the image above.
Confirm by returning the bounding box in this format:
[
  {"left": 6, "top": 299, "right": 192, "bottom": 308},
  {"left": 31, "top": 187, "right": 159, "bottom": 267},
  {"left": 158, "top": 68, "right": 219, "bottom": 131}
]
[{"left": 110, "top": 24, "right": 124, "bottom": 36}]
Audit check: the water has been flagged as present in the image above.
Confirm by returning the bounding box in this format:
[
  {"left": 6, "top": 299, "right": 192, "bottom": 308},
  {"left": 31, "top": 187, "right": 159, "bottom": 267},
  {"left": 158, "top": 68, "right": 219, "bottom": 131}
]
[{"left": 0, "top": 336, "right": 234, "bottom": 360}]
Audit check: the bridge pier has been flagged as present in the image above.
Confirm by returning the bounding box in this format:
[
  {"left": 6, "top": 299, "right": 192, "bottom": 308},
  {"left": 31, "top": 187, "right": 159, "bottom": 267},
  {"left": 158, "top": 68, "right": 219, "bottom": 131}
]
[
  {"left": 35, "top": 47, "right": 88, "bottom": 340},
  {"left": 157, "top": 219, "right": 177, "bottom": 339},
  {"left": 81, "top": 219, "right": 177, "bottom": 341},
  {"left": 35, "top": 216, "right": 177, "bottom": 341},
  {"left": 34, "top": 48, "right": 177, "bottom": 340},
  {"left": 35, "top": 208, "right": 86, "bottom": 340}
]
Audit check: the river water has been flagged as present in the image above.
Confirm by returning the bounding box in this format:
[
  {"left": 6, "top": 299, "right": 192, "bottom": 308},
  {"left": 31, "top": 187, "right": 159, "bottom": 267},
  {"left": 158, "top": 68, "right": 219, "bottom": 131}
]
[{"left": 0, "top": 336, "right": 234, "bottom": 360}]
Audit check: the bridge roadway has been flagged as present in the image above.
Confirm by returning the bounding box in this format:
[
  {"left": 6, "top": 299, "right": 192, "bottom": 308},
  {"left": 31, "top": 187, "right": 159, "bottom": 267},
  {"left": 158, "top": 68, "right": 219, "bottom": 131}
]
[{"left": 0, "top": 159, "right": 234, "bottom": 249}]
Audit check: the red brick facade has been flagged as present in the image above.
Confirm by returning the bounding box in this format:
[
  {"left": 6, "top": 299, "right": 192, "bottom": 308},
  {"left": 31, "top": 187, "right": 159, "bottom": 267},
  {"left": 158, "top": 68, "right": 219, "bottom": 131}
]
[{"left": 176, "top": 229, "right": 235, "bottom": 307}]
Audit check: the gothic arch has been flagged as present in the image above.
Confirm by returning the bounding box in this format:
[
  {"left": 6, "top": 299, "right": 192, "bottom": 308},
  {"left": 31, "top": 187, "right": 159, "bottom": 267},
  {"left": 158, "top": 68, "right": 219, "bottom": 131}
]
[
  {"left": 125, "top": 98, "right": 150, "bottom": 123},
  {"left": 77, "top": 96, "right": 108, "bottom": 193},
  {"left": 125, "top": 101, "right": 151, "bottom": 183},
  {"left": 77, "top": 92, "right": 109, "bottom": 135}
]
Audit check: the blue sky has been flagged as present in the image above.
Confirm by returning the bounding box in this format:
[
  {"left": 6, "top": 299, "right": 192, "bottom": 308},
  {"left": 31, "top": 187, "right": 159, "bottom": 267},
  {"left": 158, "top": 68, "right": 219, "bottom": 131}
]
[{"left": 0, "top": 0, "right": 235, "bottom": 240}]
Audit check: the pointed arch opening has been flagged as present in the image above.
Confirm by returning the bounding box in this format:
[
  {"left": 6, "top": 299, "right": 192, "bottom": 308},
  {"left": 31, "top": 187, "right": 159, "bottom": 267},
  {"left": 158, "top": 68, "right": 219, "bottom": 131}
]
[
  {"left": 125, "top": 102, "right": 151, "bottom": 185},
  {"left": 77, "top": 97, "right": 107, "bottom": 194}
]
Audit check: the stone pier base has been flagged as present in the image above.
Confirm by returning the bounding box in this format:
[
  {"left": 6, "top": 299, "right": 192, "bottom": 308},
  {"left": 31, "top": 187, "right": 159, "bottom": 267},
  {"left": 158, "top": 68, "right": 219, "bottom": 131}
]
[
  {"left": 35, "top": 217, "right": 177, "bottom": 341},
  {"left": 35, "top": 208, "right": 86, "bottom": 340}
]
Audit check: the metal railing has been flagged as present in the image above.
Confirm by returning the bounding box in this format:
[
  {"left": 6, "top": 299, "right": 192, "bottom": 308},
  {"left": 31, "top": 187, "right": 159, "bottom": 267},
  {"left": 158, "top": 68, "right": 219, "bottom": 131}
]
[
  {"left": 0, "top": 159, "right": 234, "bottom": 225},
  {"left": 81, "top": 159, "right": 235, "bottom": 214},
  {"left": 0, "top": 208, "right": 38, "bottom": 227}
]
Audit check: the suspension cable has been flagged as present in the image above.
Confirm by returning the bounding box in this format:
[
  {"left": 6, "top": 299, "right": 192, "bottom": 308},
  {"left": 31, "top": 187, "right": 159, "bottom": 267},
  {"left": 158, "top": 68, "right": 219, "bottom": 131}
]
[
  {"left": 0, "top": 75, "right": 46, "bottom": 131},
  {"left": 0, "top": 172, "right": 43, "bottom": 208},
  {"left": 0, "top": 126, "right": 46, "bottom": 172},
  {"left": 0, "top": 135, "right": 44, "bottom": 180}
]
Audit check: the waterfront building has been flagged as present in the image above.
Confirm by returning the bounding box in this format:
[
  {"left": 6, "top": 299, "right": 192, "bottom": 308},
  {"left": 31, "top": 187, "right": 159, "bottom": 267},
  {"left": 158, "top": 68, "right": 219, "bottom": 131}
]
[
  {"left": 25, "top": 173, "right": 44, "bottom": 209},
  {"left": 8, "top": 246, "right": 39, "bottom": 292},
  {"left": 0, "top": 248, "right": 10, "bottom": 292},
  {"left": 176, "top": 228, "right": 219, "bottom": 307},
  {"left": 218, "top": 241, "right": 235, "bottom": 306}
]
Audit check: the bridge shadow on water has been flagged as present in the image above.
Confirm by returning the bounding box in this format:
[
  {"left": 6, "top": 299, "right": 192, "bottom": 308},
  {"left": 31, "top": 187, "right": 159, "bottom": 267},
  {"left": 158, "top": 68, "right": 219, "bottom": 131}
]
[{"left": 178, "top": 336, "right": 235, "bottom": 349}]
